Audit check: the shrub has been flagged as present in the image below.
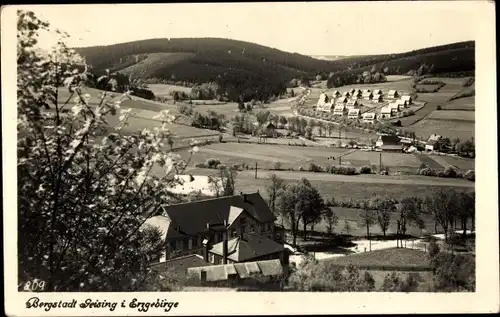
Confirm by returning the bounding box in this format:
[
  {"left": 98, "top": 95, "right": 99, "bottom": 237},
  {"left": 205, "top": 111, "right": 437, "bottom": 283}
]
[
  {"left": 419, "top": 163, "right": 428, "bottom": 169},
  {"left": 329, "top": 165, "right": 358, "bottom": 175},
  {"left": 272, "top": 161, "right": 282, "bottom": 170},
  {"left": 436, "top": 105, "right": 442, "bottom": 110},
  {"left": 205, "top": 158, "right": 221, "bottom": 169},
  {"left": 231, "top": 164, "right": 240, "bottom": 171},
  {"left": 442, "top": 166, "right": 458, "bottom": 178},
  {"left": 298, "top": 166, "right": 304, "bottom": 171},
  {"left": 359, "top": 166, "right": 372, "bottom": 174},
  {"left": 464, "top": 170, "right": 475, "bottom": 181},
  {"left": 308, "top": 162, "right": 323, "bottom": 173},
  {"left": 418, "top": 167, "right": 437, "bottom": 176}
]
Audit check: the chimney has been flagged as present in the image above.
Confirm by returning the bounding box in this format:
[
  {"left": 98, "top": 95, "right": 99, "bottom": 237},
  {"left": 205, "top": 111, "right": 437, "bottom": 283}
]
[
  {"left": 222, "top": 231, "right": 228, "bottom": 265},
  {"left": 202, "top": 238, "right": 209, "bottom": 262},
  {"left": 242, "top": 194, "right": 247, "bottom": 203}
]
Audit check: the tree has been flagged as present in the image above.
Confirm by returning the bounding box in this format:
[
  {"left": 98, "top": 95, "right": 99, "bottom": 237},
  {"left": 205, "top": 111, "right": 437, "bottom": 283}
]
[
  {"left": 324, "top": 208, "right": 338, "bottom": 235},
  {"left": 397, "top": 197, "right": 425, "bottom": 247},
  {"left": 256, "top": 110, "right": 270, "bottom": 126},
  {"left": 279, "top": 115, "right": 288, "bottom": 127},
  {"left": 266, "top": 173, "right": 285, "bottom": 220},
  {"left": 238, "top": 101, "right": 245, "bottom": 112},
  {"left": 305, "top": 126, "right": 313, "bottom": 139},
  {"left": 168, "top": 138, "right": 174, "bottom": 150},
  {"left": 450, "top": 137, "right": 461, "bottom": 153},
  {"left": 457, "top": 191, "right": 475, "bottom": 238},
  {"left": 380, "top": 272, "right": 403, "bottom": 292},
  {"left": 343, "top": 220, "right": 351, "bottom": 235},
  {"left": 209, "top": 166, "right": 237, "bottom": 197},
  {"left": 245, "top": 103, "right": 252, "bottom": 112},
  {"left": 290, "top": 89, "right": 295, "bottom": 97},
  {"left": 423, "top": 189, "right": 459, "bottom": 241},
  {"left": 371, "top": 196, "right": 394, "bottom": 237},
  {"left": 317, "top": 121, "right": 324, "bottom": 137},
  {"left": 436, "top": 137, "right": 451, "bottom": 153},
  {"left": 276, "top": 184, "right": 301, "bottom": 246},
  {"left": 357, "top": 201, "right": 376, "bottom": 247},
  {"left": 17, "top": 11, "right": 195, "bottom": 291},
  {"left": 326, "top": 123, "right": 333, "bottom": 137}
]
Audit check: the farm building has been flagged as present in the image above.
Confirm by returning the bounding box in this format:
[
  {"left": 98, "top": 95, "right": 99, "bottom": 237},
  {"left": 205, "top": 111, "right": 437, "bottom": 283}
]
[
  {"left": 380, "top": 106, "right": 392, "bottom": 119},
  {"left": 375, "top": 134, "right": 403, "bottom": 152},
  {"left": 425, "top": 134, "right": 442, "bottom": 151},
  {"left": 373, "top": 89, "right": 382, "bottom": 95},
  {"left": 316, "top": 93, "right": 329, "bottom": 108},
  {"left": 333, "top": 105, "right": 348, "bottom": 116},
  {"left": 387, "top": 90, "right": 399, "bottom": 99},
  {"left": 372, "top": 94, "right": 383, "bottom": 103},
  {"left": 320, "top": 102, "right": 334, "bottom": 113},
  {"left": 362, "top": 91, "right": 373, "bottom": 100},
  {"left": 335, "top": 96, "right": 348, "bottom": 104},
  {"left": 347, "top": 108, "right": 361, "bottom": 120},
  {"left": 401, "top": 95, "right": 412, "bottom": 105},
  {"left": 341, "top": 91, "right": 351, "bottom": 98},
  {"left": 362, "top": 112, "right": 377, "bottom": 124}
]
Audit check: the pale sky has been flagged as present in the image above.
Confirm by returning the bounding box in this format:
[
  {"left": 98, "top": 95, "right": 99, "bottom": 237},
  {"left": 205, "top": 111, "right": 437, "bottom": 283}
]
[{"left": 26, "top": 2, "right": 479, "bottom": 56}]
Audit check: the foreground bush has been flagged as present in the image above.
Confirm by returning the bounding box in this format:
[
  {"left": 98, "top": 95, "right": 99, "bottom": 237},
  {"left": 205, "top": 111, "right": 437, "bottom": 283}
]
[
  {"left": 308, "top": 162, "right": 323, "bottom": 173},
  {"left": 205, "top": 158, "right": 221, "bottom": 168},
  {"left": 464, "top": 170, "right": 475, "bottom": 181},
  {"left": 359, "top": 166, "right": 372, "bottom": 174},
  {"left": 329, "top": 166, "right": 358, "bottom": 175},
  {"left": 418, "top": 167, "right": 437, "bottom": 176}
]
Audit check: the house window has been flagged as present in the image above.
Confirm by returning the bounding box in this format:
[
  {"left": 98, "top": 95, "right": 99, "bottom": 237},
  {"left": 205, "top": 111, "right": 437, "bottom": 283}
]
[
  {"left": 231, "top": 228, "right": 237, "bottom": 237},
  {"left": 209, "top": 253, "right": 215, "bottom": 264},
  {"left": 250, "top": 225, "right": 255, "bottom": 233},
  {"left": 188, "top": 238, "right": 193, "bottom": 250}
]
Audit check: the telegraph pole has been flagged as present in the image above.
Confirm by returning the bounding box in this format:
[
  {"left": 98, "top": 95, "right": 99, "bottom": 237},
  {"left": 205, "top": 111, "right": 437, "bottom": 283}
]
[
  {"left": 379, "top": 152, "right": 382, "bottom": 172},
  {"left": 255, "top": 162, "right": 258, "bottom": 179}
]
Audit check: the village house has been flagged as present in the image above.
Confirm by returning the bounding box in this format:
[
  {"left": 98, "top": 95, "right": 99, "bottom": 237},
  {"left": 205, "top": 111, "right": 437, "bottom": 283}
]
[
  {"left": 396, "top": 99, "right": 407, "bottom": 108},
  {"left": 335, "top": 96, "right": 348, "bottom": 104},
  {"left": 375, "top": 134, "right": 403, "bottom": 152},
  {"left": 347, "top": 108, "right": 361, "bottom": 120},
  {"left": 387, "top": 90, "right": 399, "bottom": 99},
  {"left": 349, "top": 88, "right": 356, "bottom": 95},
  {"left": 353, "top": 89, "right": 362, "bottom": 97},
  {"left": 143, "top": 192, "right": 285, "bottom": 263},
  {"left": 380, "top": 106, "right": 392, "bottom": 119},
  {"left": 362, "top": 91, "right": 373, "bottom": 101},
  {"left": 333, "top": 105, "right": 347, "bottom": 116},
  {"left": 316, "top": 93, "right": 329, "bottom": 108},
  {"left": 332, "top": 90, "right": 341, "bottom": 98},
  {"left": 389, "top": 102, "right": 401, "bottom": 113},
  {"left": 362, "top": 112, "right": 377, "bottom": 124},
  {"left": 371, "top": 94, "right": 383, "bottom": 103},
  {"left": 346, "top": 99, "right": 359, "bottom": 108},
  {"left": 341, "top": 91, "right": 351, "bottom": 98},
  {"left": 373, "top": 89, "right": 382, "bottom": 95},
  {"left": 320, "top": 102, "right": 334, "bottom": 113},
  {"left": 401, "top": 95, "right": 412, "bottom": 105},
  {"left": 425, "top": 134, "right": 442, "bottom": 151}
]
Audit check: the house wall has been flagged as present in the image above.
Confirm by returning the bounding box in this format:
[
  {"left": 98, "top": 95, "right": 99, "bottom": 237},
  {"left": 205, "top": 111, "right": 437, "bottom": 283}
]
[
  {"left": 208, "top": 250, "right": 284, "bottom": 265},
  {"left": 162, "top": 216, "right": 279, "bottom": 259}
]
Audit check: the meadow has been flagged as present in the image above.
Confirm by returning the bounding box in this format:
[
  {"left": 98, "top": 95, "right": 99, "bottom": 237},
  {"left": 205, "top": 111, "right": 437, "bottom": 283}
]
[
  {"left": 409, "top": 116, "right": 475, "bottom": 140},
  {"left": 441, "top": 96, "right": 475, "bottom": 110},
  {"left": 147, "top": 83, "right": 193, "bottom": 97}
]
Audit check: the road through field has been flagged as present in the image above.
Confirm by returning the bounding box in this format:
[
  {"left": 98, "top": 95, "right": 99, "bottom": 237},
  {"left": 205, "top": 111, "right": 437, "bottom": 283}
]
[{"left": 238, "top": 170, "right": 475, "bottom": 187}]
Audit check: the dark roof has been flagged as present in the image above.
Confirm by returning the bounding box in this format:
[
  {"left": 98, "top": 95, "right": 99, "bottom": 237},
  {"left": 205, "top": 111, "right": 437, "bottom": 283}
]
[
  {"left": 210, "top": 233, "right": 284, "bottom": 262},
  {"left": 426, "top": 140, "right": 439, "bottom": 146},
  {"left": 265, "top": 122, "right": 276, "bottom": 129},
  {"left": 151, "top": 254, "right": 211, "bottom": 276},
  {"left": 187, "top": 259, "right": 283, "bottom": 282},
  {"left": 379, "top": 135, "right": 401, "bottom": 145},
  {"left": 158, "top": 193, "right": 275, "bottom": 238}
]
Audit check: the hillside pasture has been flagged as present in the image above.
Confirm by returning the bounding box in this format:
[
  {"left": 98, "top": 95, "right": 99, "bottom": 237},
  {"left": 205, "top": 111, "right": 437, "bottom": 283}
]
[
  {"left": 426, "top": 110, "right": 475, "bottom": 122},
  {"left": 385, "top": 75, "right": 414, "bottom": 82},
  {"left": 408, "top": 116, "right": 475, "bottom": 140},
  {"left": 441, "top": 96, "right": 475, "bottom": 110},
  {"left": 321, "top": 248, "right": 430, "bottom": 269},
  {"left": 426, "top": 155, "right": 475, "bottom": 172},
  {"left": 147, "top": 83, "right": 193, "bottom": 97}
]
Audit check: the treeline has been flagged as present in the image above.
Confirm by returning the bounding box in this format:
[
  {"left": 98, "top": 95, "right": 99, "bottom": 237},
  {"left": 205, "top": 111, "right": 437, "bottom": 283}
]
[{"left": 76, "top": 38, "right": 474, "bottom": 101}]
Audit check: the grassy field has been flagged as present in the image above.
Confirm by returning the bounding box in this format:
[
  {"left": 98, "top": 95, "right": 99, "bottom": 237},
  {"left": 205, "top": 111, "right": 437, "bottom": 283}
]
[
  {"left": 409, "top": 116, "right": 475, "bottom": 140},
  {"left": 147, "top": 84, "right": 193, "bottom": 97},
  {"left": 426, "top": 155, "right": 475, "bottom": 171},
  {"left": 426, "top": 110, "right": 475, "bottom": 121},
  {"left": 321, "top": 248, "right": 430, "bottom": 269},
  {"left": 180, "top": 142, "right": 461, "bottom": 173},
  {"left": 441, "top": 96, "right": 474, "bottom": 111},
  {"left": 385, "top": 75, "right": 414, "bottom": 82}
]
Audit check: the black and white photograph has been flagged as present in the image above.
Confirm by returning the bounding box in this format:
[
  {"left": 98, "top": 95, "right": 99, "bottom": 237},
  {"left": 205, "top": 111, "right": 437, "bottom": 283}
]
[{"left": 2, "top": 1, "right": 498, "bottom": 315}]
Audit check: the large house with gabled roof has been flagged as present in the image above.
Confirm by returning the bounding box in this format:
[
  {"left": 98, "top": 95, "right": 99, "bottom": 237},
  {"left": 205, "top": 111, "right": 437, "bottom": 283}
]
[{"left": 143, "top": 192, "right": 285, "bottom": 264}]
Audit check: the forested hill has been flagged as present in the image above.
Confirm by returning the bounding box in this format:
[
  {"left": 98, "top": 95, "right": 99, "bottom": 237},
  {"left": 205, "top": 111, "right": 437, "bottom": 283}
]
[{"left": 75, "top": 38, "right": 475, "bottom": 101}]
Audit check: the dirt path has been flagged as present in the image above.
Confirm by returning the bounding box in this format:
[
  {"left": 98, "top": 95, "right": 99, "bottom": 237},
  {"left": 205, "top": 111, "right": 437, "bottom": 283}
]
[{"left": 237, "top": 170, "right": 475, "bottom": 187}]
